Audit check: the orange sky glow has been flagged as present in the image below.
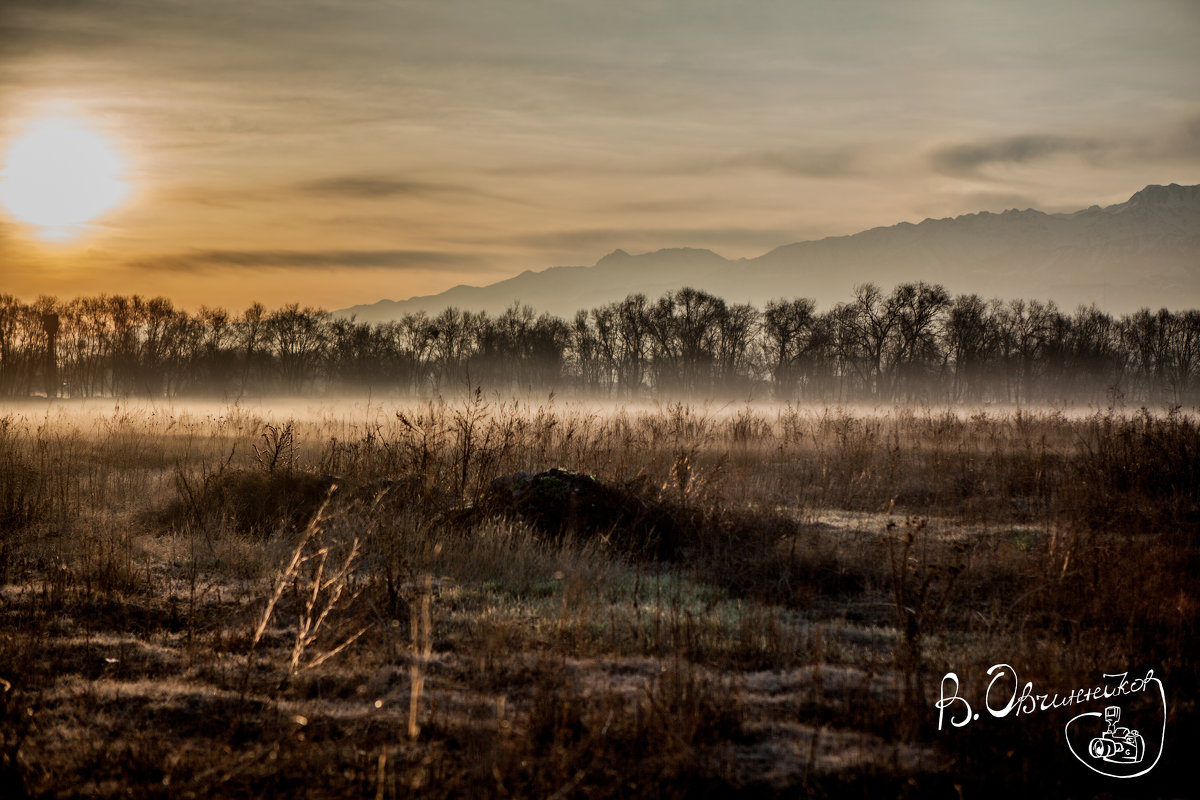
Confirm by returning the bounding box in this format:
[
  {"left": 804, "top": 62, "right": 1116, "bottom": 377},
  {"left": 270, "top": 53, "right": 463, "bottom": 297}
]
[{"left": 1, "top": 1, "right": 1198, "bottom": 311}]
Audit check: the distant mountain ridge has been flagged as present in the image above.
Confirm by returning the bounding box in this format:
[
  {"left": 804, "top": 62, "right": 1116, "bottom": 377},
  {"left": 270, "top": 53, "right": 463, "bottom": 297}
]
[{"left": 337, "top": 183, "right": 1200, "bottom": 320}]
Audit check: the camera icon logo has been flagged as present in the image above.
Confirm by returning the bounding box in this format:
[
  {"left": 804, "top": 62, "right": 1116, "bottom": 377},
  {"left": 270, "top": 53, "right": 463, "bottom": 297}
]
[
  {"left": 1064, "top": 671, "right": 1165, "bottom": 778},
  {"left": 1088, "top": 706, "right": 1145, "bottom": 765}
]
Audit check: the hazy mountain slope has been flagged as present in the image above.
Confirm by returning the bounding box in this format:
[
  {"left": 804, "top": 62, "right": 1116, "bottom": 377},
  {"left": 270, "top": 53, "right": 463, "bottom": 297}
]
[
  {"left": 337, "top": 183, "right": 1200, "bottom": 321},
  {"left": 746, "top": 183, "right": 1200, "bottom": 310},
  {"left": 340, "top": 248, "right": 736, "bottom": 320}
]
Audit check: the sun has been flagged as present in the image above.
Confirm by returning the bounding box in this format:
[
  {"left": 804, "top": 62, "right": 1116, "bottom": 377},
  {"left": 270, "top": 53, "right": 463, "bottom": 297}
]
[{"left": 0, "top": 116, "right": 131, "bottom": 241}]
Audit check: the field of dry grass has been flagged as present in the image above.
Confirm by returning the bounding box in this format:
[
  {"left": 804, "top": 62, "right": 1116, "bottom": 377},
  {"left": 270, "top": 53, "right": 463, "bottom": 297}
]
[{"left": 0, "top": 396, "right": 1196, "bottom": 798}]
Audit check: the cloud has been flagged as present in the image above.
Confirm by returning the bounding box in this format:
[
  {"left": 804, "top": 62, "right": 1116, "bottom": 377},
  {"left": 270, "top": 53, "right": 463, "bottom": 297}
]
[
  {"left": 931, "top": 134, "right": 1109, "bottom": 178},
  {"left": 930, "top": 115, "right": 1200, "bottom": 181},
  {"left": 133, "top": 249, "right": 487, "bottom": 272},
  {"left": 295, "top": 176, "right": 468, "bottom": 199},
  {"left": 707, "top": 147, "right": 865, "bottom": 179},
  {"left": 489, "top": 145, "right": 867, "bottom": 182},
  {"left": 1163, "top": 113, "right": 1200, "bottom": 159},
  {"left": 294, "top": 175, "right": 532, "bottom": 208},
  {"left": 164, "top": 175, "right": 505, "bottom": 210},
  {"left": 602, "top": 198, "right": 725, "bottom": 215}
]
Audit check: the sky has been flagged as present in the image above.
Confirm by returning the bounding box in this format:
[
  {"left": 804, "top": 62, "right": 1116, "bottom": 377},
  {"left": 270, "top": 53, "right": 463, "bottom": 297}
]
[{"left": 1, "top": 0, "right": 1198, "bottom": 311}]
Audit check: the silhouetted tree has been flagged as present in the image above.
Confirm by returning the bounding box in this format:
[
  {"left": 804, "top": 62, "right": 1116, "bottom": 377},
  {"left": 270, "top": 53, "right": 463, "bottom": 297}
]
[
  {"left": 891, "top": 282, "right": 950, "bottom": 400},
  {"left": 267, "top": 304, "right": 329, "bottom": 393},
  {"left": 763, "top": 297, "right": 817, "bottom": 398},
  {"left": 945, "top": 294, "right": 994, "bottom": 402}
]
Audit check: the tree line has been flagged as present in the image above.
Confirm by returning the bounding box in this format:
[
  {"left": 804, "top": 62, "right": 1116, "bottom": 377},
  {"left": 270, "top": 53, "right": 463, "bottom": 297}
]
[{"left": 1, "top": 283, "right": 1198, "bottom": 404}]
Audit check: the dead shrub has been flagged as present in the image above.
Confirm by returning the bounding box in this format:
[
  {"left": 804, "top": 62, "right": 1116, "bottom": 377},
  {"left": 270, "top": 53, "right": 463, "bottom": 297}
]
[{"left": 161, "top": 468, "right": 337, "bottom": 536}]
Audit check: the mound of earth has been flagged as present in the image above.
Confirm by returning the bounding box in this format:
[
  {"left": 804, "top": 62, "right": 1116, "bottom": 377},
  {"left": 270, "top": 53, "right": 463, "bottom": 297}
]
[{"left": 485, "top": 469, "right": 688, "bottom": 559}]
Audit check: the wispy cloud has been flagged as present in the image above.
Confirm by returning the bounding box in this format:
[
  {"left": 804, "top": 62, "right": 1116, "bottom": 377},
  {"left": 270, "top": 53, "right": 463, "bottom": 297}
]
[
  {"left": 133, "top": 249, "right": 487, "bottom": 272},
  {"left": 931, "top": 134, "right": 1108, "bottom": 178},
  {"left": 488, "top": 145, "right": 867, "bottom": 182},
  {"left": 294, "top": 174, "right": 532, "bottom": 209},
  {"left": 296, "top": 176, "right": 468, "bottom": 199},
  {"left": 700, "top": 147, "right": 866, "bottom": 179},
  {"left": 931, "top": 115, "right": 1200, "bottom": 181},
  {"left": 1165, "top": 113, "right": 1200, "bottom": 159}
]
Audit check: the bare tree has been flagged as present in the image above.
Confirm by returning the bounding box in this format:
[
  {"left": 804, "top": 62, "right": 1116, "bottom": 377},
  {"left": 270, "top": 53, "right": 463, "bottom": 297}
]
[
  {"left": 763, "top": 297, "right": 817, "bottom": 398},
  {"left": 267, "top": 304, "right": 329, "bottom": 394}
]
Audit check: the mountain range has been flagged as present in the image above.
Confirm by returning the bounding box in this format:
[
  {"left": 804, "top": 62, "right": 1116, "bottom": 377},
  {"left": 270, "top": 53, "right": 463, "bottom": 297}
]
[{"left": 337, "top": 183, "right": 1200, "bottom": 321}]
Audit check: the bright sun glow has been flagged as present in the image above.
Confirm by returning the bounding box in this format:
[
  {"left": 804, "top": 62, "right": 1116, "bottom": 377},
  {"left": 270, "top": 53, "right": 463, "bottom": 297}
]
[{"left": 0, "top": 116, "right": 131, "bottom": 241}]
